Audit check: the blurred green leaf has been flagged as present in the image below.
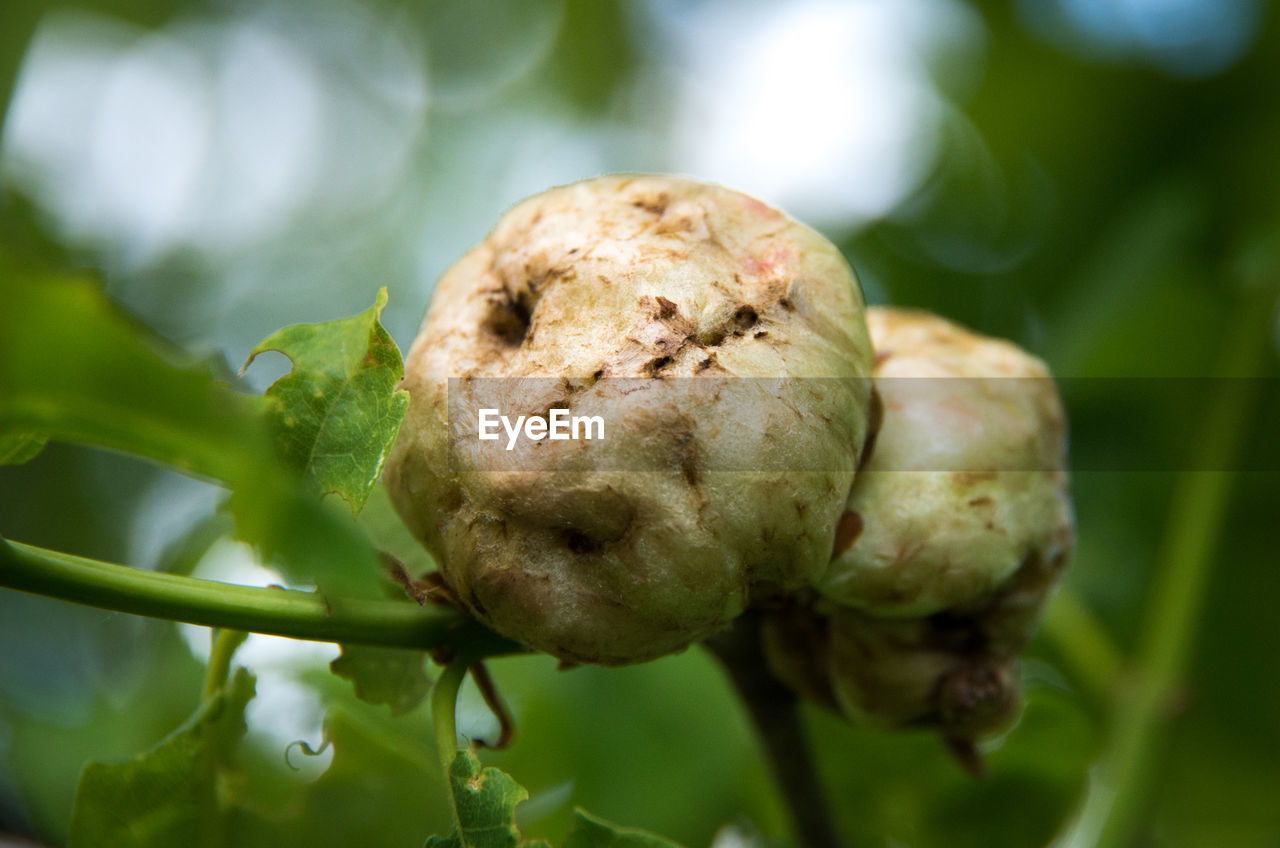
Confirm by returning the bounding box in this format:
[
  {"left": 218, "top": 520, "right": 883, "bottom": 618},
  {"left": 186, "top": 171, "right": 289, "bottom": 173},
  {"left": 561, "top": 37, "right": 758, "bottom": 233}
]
[
  {"left": 223, "top": 705, "right": 451, "bottom": 848},
  {"left": 210, "top": 667, "right": 256, "bottom": 769},
  {"left": 0, "top": 430, "right": 47, "bottom": 464},
  {"left": 222, "top": 484, "right": 384, "bottom": 600},
  {"left": 0, "top": 264, "right": 272, "bottom": 482},
  {"left": 562, "top": 809, "right": 683, "bottom": 848},
  {"left": 807, "top": 683, "right": 1096, "bottom": 848},
  {"left": 0, "top": 265, "right": 385, "bottom": 598},
  {"left": 543, "top": 0, "right": 633, "bottom": 113},
  {"left": 329, "top": 644, "right": 431, "bottom": 716},
  {"left": 428, "top": 748, "right": 682, "bottom": 848},
  {"left": 244, "top": 287, "right": 409, "bottom": 515},
  {"left": 68, "top": 667, "right": 256, "bottom": 848},
  {"left": 154, "top": 511, "right": 236, "bottom": 577}
]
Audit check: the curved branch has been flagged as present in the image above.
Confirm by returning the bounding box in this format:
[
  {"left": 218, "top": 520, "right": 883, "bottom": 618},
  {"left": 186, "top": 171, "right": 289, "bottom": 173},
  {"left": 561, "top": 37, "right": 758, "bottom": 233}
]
[{"left": 0, "top": 536, "right": 519, "bottom": 656}]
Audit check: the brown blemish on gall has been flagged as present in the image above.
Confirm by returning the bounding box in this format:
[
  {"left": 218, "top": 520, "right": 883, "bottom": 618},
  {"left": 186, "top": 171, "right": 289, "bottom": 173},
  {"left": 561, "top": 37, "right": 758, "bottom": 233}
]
[
  {"left": 631, "top": 193, "right": 669, "bottom": 216},
  {"left": 562, "top": 528, "right": 602, "bottom": 555},
  {"left": 733, "top": 305, "right": 758, "bottom": 328},
  {"left": 645, "top": 355, "right": 674, "bottom": 375},
  {"left": 484, "top": 288, "right": 532, "bottom": 345},
  {"left": 681, "top": 454, "right": 699, "bottom": 486},
  {"left": 438, "top": 483, "right": 464, "bottom": 513},
  {"left": 831, "top": 511, "right": 865, "bottom": 560},
  {"left": 859, "top": 387, "right": 884, "bottom": 471}
]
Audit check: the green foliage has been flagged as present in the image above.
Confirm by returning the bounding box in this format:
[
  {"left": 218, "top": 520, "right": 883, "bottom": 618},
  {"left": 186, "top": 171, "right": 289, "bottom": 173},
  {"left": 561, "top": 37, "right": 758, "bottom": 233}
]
[
  {"left": 429, "top": 749, "right": 680, "bottom": 848},
  {"left": 222, "top": 483, "right": 382, "bottom": 601},
  {"left": 429, "top": 749, "right": 545, "bottom": 848},
  {"left": 0, "top": 266, "right": 397, "bottom": 600},
  {"left": 224, "top": 706, "right": 453, "bottom": 848},
  {"left": 2, "top": 4, "right": 1279, "bottom": 847},
  {"left": 0, "top": 430, "right": 46, "bottom": 465},
  {"left": 0, "top": 267, "right": 271, "bottom": 482},
  {"left": 562, "top": 810, "right": 684, "bottom": 848},
  {"left": 68, "top": 667, "right": 256, "bottom": 848},
  {"left": 244, "top": 288, "right": 410, "bottom": 514},
  {"left": 58, "top": 643, "right": 684, "bottom": 848},
  {"left": 329, "top": 644, "right": 432, "bottom": 716},
  {"left": 803, "top": 684, "right": 1096, "bottom": 848}
]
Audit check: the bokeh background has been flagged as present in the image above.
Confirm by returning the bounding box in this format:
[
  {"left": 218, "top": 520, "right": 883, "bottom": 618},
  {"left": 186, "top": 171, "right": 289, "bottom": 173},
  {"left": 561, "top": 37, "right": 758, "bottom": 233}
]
[{"left": 1, "top": 1, "right": 1278, "bottom": 846}]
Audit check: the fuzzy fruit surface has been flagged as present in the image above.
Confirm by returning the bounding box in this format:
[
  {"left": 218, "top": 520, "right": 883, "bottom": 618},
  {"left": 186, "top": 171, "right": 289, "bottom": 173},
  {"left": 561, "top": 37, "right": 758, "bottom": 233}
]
[
  {"left": 765, "top": 308, "right": 1073, "bottom": 738},
  {"left": 384, "top": 175, "right": 875, "bottom": 665},
  {"left": 819, "top": 307, "right": 1073, "bottom": 617}
]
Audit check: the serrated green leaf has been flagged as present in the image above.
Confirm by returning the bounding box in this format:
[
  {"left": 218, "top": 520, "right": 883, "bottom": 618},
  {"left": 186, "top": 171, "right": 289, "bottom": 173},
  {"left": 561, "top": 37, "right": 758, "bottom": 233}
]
[
  {"left": 562, "top": 810, "right": 683, "bottom": 848},
  {"left": 0, "top": 266, "right": 384, "bottom": 599},
  {"left": 330, "top": 644, "right": 432, "bottom": 716},
  {"left": 244, "top": 287, "right": 410, "bottom": 514},
  {"left": 0, "top": 430, "right": 47, "bottom": 464},
  {"left": 70, "top": 720, "right": 213, "bottom": 848},
  {"left": 430, "top": 749, "right": 544, "bottom": 848},
  {"left": 68, "top": 667, "right": 256, "bottom": 848},
  {"left": 426, "top": 751, "right": 679, "bottom": 848},
  {"left": 0, "top": 267, "right": 272, "bottom": 482}
]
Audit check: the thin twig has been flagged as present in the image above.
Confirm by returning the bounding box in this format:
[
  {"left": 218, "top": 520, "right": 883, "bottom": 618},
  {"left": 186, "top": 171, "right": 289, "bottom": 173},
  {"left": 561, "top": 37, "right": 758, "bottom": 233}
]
[
  {"left": 470, "top": 661, "right": 516, "bottom": 749},
  {"left": 0, "top": 536, "right": 520, "bottom": 657},
  {"left": 705, "top": 612, "right": 845, "bottom": 848},
  {"left": 202, "top": 628, "right": 248, "bottom": 701},
  {"left": 430, "top": 655, "right": 472, "bottom": 836}
]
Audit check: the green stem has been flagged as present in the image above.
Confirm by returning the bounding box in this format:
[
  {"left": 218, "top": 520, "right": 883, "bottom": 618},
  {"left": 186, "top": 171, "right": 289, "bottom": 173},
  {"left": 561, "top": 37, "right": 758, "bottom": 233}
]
[
  {"left": 1060, "top": 290, "right": 1274, "bottom": 848},
  {"left": 431, "top": 657, "right": 469, "bottom": 772},
  {"left": 199, "top": 628, "right": 245, "bottom": 848},
  {"left": 202, "top": 629, "right": 248, "bottom": 701},
  {"left": 431, "top": 655, "right": 471, "bottom": 836},
  {"left": 1041, "top": 586, "right": 1124, "bottom": 705},
  {"left": 0, "top": 537, "right": 519, "bottom": 656},
  {"left": 705, "top": 613, "right": 845, "bottom": 848}
]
